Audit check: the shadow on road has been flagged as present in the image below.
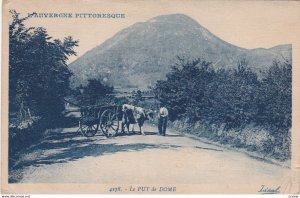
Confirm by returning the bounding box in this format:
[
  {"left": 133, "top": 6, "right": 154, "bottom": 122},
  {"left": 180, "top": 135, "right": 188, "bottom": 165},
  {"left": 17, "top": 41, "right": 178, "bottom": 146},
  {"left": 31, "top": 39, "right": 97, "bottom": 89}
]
[
  {"left": 118, "top": 131, "right": 158, "bottom": 136},
  {"left": 10, "top": 128, "right": 181, "bottom": 183},
  {"left": 165, "top": 134, "right": 184, "bottom": 137},
  {"left": 195, "top": 146, "right": 223, "bottom": 152}
]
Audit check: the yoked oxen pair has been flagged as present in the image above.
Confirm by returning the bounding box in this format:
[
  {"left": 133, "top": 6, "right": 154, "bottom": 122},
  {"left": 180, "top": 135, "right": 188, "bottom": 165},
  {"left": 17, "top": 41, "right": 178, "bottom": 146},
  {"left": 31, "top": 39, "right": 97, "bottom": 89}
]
[{"left": 121, "top": 104, "right": 154, "bottom": 135}]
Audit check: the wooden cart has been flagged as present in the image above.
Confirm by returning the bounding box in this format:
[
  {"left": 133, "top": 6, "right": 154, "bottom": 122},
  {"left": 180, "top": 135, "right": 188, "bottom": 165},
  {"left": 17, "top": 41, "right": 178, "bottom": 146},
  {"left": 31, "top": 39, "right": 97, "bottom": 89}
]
[{"left": 78, "top": 105, "right": 122, "bottom": 137}]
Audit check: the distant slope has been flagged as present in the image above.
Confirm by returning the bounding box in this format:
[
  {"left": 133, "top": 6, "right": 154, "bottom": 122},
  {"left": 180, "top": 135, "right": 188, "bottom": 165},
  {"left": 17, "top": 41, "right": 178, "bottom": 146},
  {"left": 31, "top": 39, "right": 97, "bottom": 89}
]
[{"left": 69, "top": 14, "right": 291, "bottom": 88}]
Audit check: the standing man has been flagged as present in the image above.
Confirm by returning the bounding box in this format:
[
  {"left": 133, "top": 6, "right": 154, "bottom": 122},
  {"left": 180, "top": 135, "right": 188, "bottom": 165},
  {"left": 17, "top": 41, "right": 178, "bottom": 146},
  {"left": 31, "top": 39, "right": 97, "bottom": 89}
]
[{"left": 158, "top": 103, "right": 168, "bottom": 136}]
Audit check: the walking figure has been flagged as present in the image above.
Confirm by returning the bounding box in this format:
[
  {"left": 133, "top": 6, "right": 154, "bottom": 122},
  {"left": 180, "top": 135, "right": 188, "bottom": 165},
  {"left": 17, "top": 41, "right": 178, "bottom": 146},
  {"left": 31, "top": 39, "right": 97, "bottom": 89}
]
[{"left": 158, "top": 103, "right": 168, "bottom": 136}]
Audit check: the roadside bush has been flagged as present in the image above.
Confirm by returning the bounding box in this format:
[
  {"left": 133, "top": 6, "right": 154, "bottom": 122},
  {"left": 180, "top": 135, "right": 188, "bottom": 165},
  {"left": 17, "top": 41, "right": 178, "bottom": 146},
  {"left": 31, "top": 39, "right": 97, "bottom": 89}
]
[
  {"left": 154, "top": 57, "right": 291, "bottom": 160},
  {"left": 8, "top": 10, "right": 79, "bottom": 167},
  {"left": 9, "top": 118, "right": 48, "bottom": 169}
]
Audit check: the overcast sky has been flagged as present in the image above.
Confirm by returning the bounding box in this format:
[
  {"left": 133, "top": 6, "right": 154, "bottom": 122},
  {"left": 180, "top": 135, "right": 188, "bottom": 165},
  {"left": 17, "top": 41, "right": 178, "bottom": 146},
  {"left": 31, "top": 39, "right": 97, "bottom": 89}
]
[{"left": 4, "top": 0, "right": 300, "bottom": 63}]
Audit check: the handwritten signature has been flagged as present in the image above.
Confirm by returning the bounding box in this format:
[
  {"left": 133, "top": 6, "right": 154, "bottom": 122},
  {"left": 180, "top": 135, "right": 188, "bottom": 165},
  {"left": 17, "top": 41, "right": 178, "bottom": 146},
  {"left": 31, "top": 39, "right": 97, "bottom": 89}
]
[{"left": 258, "top": 185, "right": 280, "bottom": 194}]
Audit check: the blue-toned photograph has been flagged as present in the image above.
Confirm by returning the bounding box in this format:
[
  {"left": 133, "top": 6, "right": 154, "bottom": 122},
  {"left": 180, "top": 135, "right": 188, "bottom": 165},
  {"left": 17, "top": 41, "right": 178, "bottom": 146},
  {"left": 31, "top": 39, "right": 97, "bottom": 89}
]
[{"left": 5, "top": 0, "right": 296, "bottom": 194}]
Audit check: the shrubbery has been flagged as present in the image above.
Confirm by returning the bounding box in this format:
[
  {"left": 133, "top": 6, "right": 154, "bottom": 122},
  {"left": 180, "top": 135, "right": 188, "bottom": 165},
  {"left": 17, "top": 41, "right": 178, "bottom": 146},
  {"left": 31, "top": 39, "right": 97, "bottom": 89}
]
[
  {"left": 73, "top": 79, "right": 114, "bottom": 106},
  {"left": 154, "top": 57, "right": 292, "bottom": 160},
  {"left": 9, "top": 10, "right": 78, "bottom": 161},
  {"left": 9, "top": 10, "right": 78, "bottom": 121}
]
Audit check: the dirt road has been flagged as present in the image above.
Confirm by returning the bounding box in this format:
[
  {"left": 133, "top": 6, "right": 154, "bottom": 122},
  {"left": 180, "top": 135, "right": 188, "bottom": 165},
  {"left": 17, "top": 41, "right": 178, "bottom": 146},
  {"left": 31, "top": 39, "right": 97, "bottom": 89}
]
[{"left": 9, "top": 123, "right": 297, "bottom": 193}]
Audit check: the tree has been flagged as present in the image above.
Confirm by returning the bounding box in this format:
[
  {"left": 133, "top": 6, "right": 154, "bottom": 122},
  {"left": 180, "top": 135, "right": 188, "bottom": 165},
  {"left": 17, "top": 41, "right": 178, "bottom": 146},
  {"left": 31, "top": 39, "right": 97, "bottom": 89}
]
[
  {"left": 154, "top": 57, "right": 260, "bottom": 128},
  {"left": 154, "top": 57, "right": 214, "bottom": 121},
  {"left": 257, "top": 60, "right": 292, "bottom": 130},
  {"left": 9, "top": 10, "right": 79, "bottom": 120},
  {"left": 133, "top": 89, "right": 143, "bottom": 105},
  {"left": 81, "top": 79, "right": 113, "bottom": 105}
]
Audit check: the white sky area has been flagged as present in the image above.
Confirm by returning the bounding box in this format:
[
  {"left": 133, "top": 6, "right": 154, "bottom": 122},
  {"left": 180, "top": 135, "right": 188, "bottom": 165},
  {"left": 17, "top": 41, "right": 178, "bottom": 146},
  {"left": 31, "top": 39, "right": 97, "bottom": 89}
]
[{"left": 4, "top": 0, "right": 300, "bottom": 63}]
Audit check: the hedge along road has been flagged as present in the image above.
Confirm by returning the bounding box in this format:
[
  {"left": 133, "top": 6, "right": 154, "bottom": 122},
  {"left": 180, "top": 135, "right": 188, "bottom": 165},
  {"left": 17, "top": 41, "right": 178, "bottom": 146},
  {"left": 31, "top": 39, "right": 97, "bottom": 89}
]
[{"left": 9, "top": 123, "right": 296, "bottom": 193}]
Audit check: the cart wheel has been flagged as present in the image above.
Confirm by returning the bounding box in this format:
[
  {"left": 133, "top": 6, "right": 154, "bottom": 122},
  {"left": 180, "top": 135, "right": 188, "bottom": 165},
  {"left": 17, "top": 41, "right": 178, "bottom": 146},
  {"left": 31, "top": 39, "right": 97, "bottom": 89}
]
[
  {"left": 100, "top": 109, "right": 119, "bottom": 137},
  {"left": 79, "top": 120, "right": 98, "bottom": 137}
]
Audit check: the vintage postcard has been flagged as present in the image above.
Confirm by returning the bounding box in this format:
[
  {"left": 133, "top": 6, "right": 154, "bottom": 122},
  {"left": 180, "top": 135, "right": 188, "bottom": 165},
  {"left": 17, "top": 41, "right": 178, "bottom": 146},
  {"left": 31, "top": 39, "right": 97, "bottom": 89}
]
[{"left": 1, "top": 0, "right": 300, "bottom": 195}]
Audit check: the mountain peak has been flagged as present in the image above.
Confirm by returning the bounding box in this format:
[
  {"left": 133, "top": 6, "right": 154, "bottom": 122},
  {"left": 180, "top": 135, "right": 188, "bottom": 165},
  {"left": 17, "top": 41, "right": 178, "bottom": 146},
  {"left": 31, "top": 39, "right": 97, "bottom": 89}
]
[
  {"left": 69, "top": 14, "right": 292, "bottom": 88},
  {"left": 149, "top": 13, "right": 201, "bottom": 26}
]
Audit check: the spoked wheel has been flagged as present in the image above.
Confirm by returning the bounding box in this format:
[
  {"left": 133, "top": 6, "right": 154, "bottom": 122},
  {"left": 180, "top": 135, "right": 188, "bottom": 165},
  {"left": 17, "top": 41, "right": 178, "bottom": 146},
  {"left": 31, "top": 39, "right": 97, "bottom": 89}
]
[
  {"left": 100, "top": 109, "right": 119, "bottom": 137},
  {"left": 79, "top": 119, "right": 98, "bottom": 137}
]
